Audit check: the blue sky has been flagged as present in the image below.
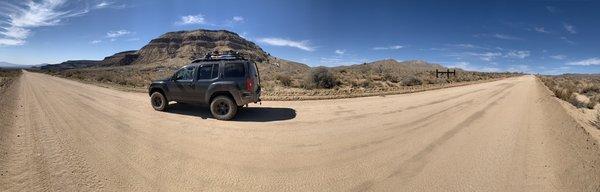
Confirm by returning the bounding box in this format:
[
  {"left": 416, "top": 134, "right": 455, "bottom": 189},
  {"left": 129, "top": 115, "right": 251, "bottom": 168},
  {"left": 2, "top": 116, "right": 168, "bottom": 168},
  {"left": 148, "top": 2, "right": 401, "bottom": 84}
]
[{"left": 0, "top": 0, "right": 599, "bottom": 74}]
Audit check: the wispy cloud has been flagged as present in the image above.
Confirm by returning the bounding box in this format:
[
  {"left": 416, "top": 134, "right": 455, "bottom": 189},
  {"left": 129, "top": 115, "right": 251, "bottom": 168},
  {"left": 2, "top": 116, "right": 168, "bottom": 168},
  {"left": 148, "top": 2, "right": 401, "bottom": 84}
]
[
  {"left": 443, "top": 61, "right": 500, "bottom": 72},
  {"left": 475, "top": 33, "right": 521, "bottom": 40},
  {"left": 175, "top": 14, "right": 206, "bottom": 25},
  {"left": 546, "top": 6, "right": 559, "bottom": 13},
  {"left": 542, "top": 66, "right": 570, "bottom": 75},
  {"left": 257, "top": 37, "right": 314, "bottom": 51},
  {"left": 468, "top": 52, "right": 502, "bottom": 61},
  {"left": 106, "top": 30, "right": 131, "bottom": 38},
  {"left": 373, "top": 45, "right": 403, "bottom": 50},
  {"left": 0, "top": 0, "right": 88, "bottom": 46},
  {"left": 90, "top": 40, "right": 101, "bottom": 44},
  {"left": 533, "top": 27, "right": 550, "bottom": 34},
  {"left": 506, "top": 50, "right": 530, "bottom": 59},
  {"left": 0, "top": 38, "right": 25, "bottom": 46},
  {"left": 550, "top": 54, "right": 566, "bottom": 60},
  {"left": 560, "top": 36, "right": 575, "bottom": 44},
  {"left": 562, "top": 22, "right": 577, "bottom": 34},
  {"left": 446, "top": 43, "right": 492, "bottom": 50},
  {"left": 232, "top": 16, "right": 244, "bottom": 23},
  {"left": 94, "top": 1, "right": 126, "bottom": 9},
  {"left": 334, "top": 49, "right": 345, "bottom": 55},
  {"left": 507, "top": 65, "right": 533, "bottom": 73},
  {"left": 492, "top": 33, "right": 520, "bottom": 40},
  {"left": 567, "top": 58, "right": 600, "bottom": 66}
]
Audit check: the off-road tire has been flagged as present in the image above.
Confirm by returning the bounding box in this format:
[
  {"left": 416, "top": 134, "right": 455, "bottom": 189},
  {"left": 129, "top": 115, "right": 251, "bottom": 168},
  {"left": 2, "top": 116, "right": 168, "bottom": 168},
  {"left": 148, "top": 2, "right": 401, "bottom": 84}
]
[
  {"left": 210, "top": 96, "right": 237, "bottom": 120},
  {"left": 150, "top": 92, "right": 167, "bottom": 111}
]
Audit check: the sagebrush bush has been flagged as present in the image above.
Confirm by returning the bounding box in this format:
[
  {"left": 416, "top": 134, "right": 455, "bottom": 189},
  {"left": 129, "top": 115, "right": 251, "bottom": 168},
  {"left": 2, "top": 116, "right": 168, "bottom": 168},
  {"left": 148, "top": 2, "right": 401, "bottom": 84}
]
[
  {"left": 303, "top": 67, "right": 338, "bottom": 89},
  {"left": 276, "top": 74, "right": 292, "bottom": 87},
  {"left": 401, "top": 76, "right": 423, "bottom": 86}
]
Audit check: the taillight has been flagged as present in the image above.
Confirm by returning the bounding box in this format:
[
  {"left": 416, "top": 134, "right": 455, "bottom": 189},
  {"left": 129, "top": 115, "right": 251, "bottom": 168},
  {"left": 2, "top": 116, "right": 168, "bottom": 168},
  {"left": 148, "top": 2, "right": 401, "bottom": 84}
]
[{"left": 245, "top": 77, "right": 254, "bottom": 92}]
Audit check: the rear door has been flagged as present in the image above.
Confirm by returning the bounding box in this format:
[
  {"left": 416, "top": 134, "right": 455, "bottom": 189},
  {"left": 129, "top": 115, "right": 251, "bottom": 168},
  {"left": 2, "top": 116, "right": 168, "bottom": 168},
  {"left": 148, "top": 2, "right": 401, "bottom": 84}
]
[
  {"left": 222, "top": 61, "right": 247, "bottom": 91},
  {"left": 191, "top": 63, "right": 219, "bottom": 103},
  {"left": 248, "top": 62, "right": 261, "bottom": 94}
]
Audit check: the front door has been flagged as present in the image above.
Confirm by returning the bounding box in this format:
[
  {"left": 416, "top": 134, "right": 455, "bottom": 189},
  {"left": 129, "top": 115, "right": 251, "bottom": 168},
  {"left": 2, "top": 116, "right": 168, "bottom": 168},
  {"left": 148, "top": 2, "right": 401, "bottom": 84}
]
[{"left": 169, "top": 66, "right": 195, "bottom": 102}]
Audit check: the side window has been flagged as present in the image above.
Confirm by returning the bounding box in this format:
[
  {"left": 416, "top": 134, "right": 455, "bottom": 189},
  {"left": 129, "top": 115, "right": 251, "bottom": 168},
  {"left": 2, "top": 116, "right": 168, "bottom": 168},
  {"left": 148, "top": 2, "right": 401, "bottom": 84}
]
[
  {"left": 224, "top": 63, "right": 245, "bottom": 78},
  {"left": 197, "top": 64, "right": 213, "bottom": 80},
  {"left": 174, "top": 66, "right": 194, "bottom": 80},
  {"left": 211, "top": 64, "right": 219, "bottom": 79}
]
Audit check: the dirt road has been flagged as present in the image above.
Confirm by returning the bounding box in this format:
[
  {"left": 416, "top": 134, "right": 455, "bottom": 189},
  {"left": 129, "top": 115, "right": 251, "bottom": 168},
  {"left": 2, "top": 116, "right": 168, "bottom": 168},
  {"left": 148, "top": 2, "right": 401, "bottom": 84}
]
[{"left": 1, "top": 71, "right": 599, "bottom": 191}]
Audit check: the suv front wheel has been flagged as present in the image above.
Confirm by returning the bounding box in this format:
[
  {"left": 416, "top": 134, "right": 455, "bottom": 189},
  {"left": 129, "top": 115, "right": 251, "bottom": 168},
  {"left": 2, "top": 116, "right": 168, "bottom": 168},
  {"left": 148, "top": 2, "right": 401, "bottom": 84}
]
[
  {"left": 150, "top": 92, "right": 167, "bottom": 111},
  {"left": 210, "top": 96, "right": 237, "bottom": 120}
]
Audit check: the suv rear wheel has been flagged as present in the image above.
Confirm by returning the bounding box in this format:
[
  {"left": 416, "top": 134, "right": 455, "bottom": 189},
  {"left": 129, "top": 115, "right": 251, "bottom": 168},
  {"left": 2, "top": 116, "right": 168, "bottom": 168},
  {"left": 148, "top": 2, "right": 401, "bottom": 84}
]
[
  {"left": 150, "top": 92, "right": 167, "bottom": 111},
  {"left": 210, "top": 96, "right": 237, "bottom": 120}
]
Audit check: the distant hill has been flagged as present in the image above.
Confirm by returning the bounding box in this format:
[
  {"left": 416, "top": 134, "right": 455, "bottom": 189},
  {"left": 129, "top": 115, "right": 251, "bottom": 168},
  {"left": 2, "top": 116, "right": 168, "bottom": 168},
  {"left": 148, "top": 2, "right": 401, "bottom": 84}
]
[
  {"left": 39, "top": 29, "right": 310, "bottom": 75},
  {"left": 0, "top": 61, "right": 27, "bottom": 68},
  {"left": 337, "top": 59, "right": 446, "bottom": 73},
  {"left": 39, "top": 60, "right": 102, "bottom": 71}
]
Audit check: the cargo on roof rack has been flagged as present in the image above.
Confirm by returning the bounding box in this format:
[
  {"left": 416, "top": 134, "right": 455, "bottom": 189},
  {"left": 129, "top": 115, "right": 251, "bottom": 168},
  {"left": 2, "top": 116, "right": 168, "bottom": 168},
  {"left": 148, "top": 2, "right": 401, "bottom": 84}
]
[{"left": 192, "top": 51, "right": 246, "bottom": 63}]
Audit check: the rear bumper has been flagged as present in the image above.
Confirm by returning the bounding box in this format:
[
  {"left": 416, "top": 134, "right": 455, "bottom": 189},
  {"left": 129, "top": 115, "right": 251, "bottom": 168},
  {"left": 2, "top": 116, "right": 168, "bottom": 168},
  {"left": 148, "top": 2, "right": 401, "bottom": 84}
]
[{"left": 240, "top": 91, "right": 261, "bottom": 105}]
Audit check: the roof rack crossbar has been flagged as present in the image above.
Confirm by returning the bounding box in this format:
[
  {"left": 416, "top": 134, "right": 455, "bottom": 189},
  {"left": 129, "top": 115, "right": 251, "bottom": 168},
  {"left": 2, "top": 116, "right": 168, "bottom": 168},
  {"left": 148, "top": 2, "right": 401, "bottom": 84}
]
[{"left": 192, "top": 50, "right": 246, "bottom": 62}]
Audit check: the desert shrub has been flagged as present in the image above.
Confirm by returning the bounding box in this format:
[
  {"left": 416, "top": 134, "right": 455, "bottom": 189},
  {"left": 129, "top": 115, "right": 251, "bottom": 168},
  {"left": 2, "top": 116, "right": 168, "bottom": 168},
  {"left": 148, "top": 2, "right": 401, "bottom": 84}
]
[
  {"left": 383, "top": 72, "right": 400, "bottom": 83},
  {"left": 401, "top": 76, "right": 423, "bottom": 86},
  {"left": 581, "top": 83, "right": 600, "bottom": 94},
  {"left": 303, "top": 67, "right": 338, "bottom": 89},
  {"left": 360, "top": 79, "right": 374, "bottom": 88},
  {"left": 276, "top": 74, "right": 292, "bottom": 87}
]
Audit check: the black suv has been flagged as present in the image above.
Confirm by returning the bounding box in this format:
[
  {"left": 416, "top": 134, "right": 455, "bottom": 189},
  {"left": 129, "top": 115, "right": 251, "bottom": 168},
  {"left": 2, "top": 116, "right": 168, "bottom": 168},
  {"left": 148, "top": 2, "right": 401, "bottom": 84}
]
[{"left": 148, "top": 52, "right": 261, "bottom": 120}]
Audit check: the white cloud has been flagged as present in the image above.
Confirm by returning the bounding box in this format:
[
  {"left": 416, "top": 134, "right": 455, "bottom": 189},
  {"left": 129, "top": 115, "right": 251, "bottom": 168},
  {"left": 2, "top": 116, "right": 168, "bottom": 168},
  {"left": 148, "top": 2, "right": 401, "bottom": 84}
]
[
  {"left": 567, "top": 58, "right": 600, "bottom": 66},
  {"left": 492, "top": 33, "right": 520, "bottom": 40},
  {"left": 454, "top": 44, "right": 476, "bottom": 48},
  {"left": 0, "top": 38, "right": 25, "bottom": 46},
  {"left": 506, "top": 50, "right": 530, "bottom": 59},
  {"left": 560, "top": 36, "right": 575, "bottom": 44},
  {"left": 546, "top": 6, "right": 559, "bottom": 13},
  {"left": 373, "top": 45, "right": 403, "bottom": 50},
  {"left": 335, "top": 49, "right": 345, "bottom": 55},
  {"left": 550, "top": 55, "right": 566, "bottom": 60},
  {"left": 542, "top": 66, "right": 570, "bottom": 75},
  {"left": 469, "top": 52, "right": 502, "bottom": 61},
  {"left": 176, "top": 14, "right": 206, "bottom": 25},
  {"left": 90, "top": 40, "right": 101, "bottom": 44},
  {"left": 96, "top": 1, "right": 111, "bottom": 8},
  {"left": 257, "top": 37, "right": 314, "bottom": 51},
  {"left": 232, "top": 16, "right": 244, "bottom": 23},
  {"left": 444, "top": 61, "right": 499, "bottom": 72},
  {"left": 0, "top": 0, "right": 88, "bottom": 46},
  {"left": 534, "top": 27, "right": 550, "bottom": 34},
  {"left": 507, "top": 65, "right": 532, "bottom": 73},
  {"left": 106, "top": 30, "right": 131, "bottom": 38},
  {"left": 563, "top": 22, "right": 577, "bottom": 34},
  {"left": 0, "top": 26, "right": 30, "bottom": 40},
  {"left": 93, "top": 1, "right": 125, "bottom": 9}
]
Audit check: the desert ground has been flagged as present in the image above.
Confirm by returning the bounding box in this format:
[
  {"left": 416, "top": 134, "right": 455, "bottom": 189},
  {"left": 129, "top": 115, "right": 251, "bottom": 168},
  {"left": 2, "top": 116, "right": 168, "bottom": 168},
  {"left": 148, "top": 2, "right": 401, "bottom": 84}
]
[{"left": 1, "top": 71, "right": 599, "bottom": 191}]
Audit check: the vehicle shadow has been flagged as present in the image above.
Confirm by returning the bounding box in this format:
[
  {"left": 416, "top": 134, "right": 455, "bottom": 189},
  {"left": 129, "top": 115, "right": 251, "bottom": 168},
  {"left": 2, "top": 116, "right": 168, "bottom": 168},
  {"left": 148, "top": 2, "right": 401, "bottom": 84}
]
[{"left": 165, "top": 103, "right": 297, "bottom": 122}]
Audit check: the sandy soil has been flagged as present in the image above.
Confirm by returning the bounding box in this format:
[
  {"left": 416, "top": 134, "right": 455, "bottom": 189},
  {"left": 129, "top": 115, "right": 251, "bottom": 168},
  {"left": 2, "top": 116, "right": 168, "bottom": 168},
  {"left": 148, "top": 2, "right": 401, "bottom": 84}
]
[{"left": 1, "top": 71, "right": 599, "bottom": 191}]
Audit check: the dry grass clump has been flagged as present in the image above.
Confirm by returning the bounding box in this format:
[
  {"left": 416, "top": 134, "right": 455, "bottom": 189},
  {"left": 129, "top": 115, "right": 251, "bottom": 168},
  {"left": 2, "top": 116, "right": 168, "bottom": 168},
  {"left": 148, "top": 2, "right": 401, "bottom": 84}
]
[
  {"left": 539, "top": 75, "right": 600, "bottom": 109},
  {"left": 0, "top": 69, "right": 21, "bottom": 88}
]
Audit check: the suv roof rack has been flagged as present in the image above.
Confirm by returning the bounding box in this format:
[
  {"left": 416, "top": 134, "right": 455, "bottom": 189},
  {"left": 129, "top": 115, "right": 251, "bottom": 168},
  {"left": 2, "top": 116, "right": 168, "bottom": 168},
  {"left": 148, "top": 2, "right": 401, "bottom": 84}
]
[{"left": 192, "top": 50, "right": 246, "bottom": 63}]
